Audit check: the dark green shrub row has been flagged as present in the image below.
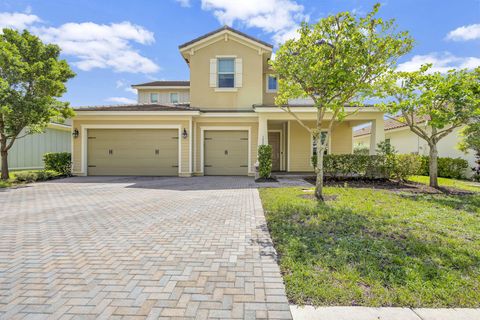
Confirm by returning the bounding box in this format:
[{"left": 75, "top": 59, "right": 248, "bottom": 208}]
[
  {"left": 258, "top": 145, "right": 273, "bottom": 179},
  {"left": 43, "top": 152, "right": 72, "bottom": 176},
  {"left": 419, "top": 156, "right": 469, "bottom": 180},
  {"left": 14, "top": 170, "right": 61, "bottom": 183},
  {"left": 313, "top": 154, "right": 422, "bottom": 181}
]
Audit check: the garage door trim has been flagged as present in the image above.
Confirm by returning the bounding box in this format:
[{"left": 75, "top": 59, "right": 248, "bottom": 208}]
[
  {"left": 200, "top": 126, "right": 251, "bottom": 175},
  {"left": 80, "top": 124, "right": 182, "bottom": 175}
]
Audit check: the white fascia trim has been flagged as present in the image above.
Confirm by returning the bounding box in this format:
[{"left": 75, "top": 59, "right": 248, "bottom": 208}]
[
  {"left": 131, "top": 86, "right": 190, "bottom": 90},
  {"left": 255, "top": 107, "right": 382, "bottom": 113},
  {"left": 198, "top": 112, "right": 257, "bottom": 118},
  {"left": 200, "top": 126, "right": 252, "bottom": 175},
  {"left": 75, "top": 111, "right": 200, "bottom": 116},
  {"left": 180, "top": 29, "right": 272, "bottom": 54},
  {"left": 80, "top": 124, "right": 183, "bottom": 176}
]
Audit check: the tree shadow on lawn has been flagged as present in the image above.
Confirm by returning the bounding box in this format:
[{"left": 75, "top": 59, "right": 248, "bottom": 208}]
[
  {"left": 266, "top": 198, "right": 480, "bottom": 307},
  {"left": 399, "top": 192, "right": 480, "bottom": 214}
]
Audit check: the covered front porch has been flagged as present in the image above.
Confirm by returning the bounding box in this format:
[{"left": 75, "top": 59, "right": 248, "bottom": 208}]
[{"left": 255, "top": 106, "right": 385, "bottom": 172}]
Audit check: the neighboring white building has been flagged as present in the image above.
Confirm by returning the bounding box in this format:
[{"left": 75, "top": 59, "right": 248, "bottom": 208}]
[
  {"left": 2, "top": 122, "right": 71, "bottom": 170},
  {"left": 353, "top": 117, "right": 476, "bottom": 177}
]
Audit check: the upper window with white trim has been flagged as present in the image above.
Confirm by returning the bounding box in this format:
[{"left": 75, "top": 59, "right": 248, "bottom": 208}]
[
  {"left": 267, "top": 75, "right": 278, "bottom": 92},
  {"left": 170, "top": 92, "right": 179, "bottom": 103},
  {"left": 150, "top": 93, "right": 158, "bottom": 103},
  {"left": 217, "top": 58, "right": 235, "bottom": 88}
]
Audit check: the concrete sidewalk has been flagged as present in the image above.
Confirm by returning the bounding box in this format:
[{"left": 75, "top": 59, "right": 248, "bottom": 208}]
[{"left": 291, "top": 306, "right": 480, "bottom": 320}]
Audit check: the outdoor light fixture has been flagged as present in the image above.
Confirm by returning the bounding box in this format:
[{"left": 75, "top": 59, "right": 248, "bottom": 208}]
[
  {"left": 182, "top": 128, "right": 188, "bottom": 139},
  {"left": 72, "top": 128, "right": 79, "bottom": 138}
]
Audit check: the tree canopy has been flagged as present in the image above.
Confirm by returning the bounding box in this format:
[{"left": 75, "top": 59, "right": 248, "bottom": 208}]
[{"left": 0, "top": 28, "right": 75, "bottom": 179}]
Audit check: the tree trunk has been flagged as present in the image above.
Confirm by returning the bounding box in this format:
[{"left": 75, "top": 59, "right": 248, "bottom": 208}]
[
  {"left": 429, "top": 143, "right": 439, "bottom": 188},
  {"left": 315, "top": 138, "right": 324, "bottom": 201},
  {"left": 1, "top": 148, "right": 8, "bottom": 181}
]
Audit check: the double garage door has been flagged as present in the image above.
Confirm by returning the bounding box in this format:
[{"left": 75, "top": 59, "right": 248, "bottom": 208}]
[
  {"left": 86, "top": 129, "right": 248, "bottom": 176},
  {"left": 87, "top": 129, "right": 178, "bottom": 176}
]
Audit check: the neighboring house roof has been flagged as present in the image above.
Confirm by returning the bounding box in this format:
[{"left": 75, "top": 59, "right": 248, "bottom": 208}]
[
  {"left": 74, "top": 103, "right": 199, "bottom": 112},
  {"left": 131, "top": 80, "right": 190, "bottom": 88},
  {"left": 353, "top": 115, "right": 430, "bottom": 137},
  {"left": 178, "top": 25, "right": 273, "bottom": 49}
]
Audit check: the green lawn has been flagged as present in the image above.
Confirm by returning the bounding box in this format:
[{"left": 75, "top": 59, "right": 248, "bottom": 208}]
[
  {"left": 409, "top": 175, "right": 480, "bottom": 192},
  {"left": 259, "top": 177, "right": 480, "bottom": 307}
]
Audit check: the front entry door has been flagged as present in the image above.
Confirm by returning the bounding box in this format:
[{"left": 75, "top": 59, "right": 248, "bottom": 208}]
[{"left": 268, "top": 132, "right": 281, "bottom": 171}]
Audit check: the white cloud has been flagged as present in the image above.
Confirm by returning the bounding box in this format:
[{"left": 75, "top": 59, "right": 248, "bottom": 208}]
[
  {"left": 0, "top": 11, "right": 160, "bottom": 74},
  {"left": 0, "top": 12, "right": 40, "bottom": 30},
  {"left": 397, "top": 52, "right": 480, "bottom": 73},
  {"left": 175, "top": 0, "right": 191, "bottom": 7},
  {"left": 446, "top": 24, "right": 480, "bottom": 41},
  {"left": 125, "top": 87, "right": 137, "bottom": 94},
  {"left": 199, "top": 0, "right": 307, "bottom": 45},
  {"left": 105, "top": 97, "right": 137, "bottom": 104},
  {"left": 116, "top": 79, "right": 137, "bottom": 94},
  {"left": 35, "top": 21, "right": 160, "bottom": 73}
]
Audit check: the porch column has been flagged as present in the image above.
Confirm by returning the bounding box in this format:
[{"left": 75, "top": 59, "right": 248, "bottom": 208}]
[
  {"left": 258, "top": 115, "right": 268, "bottom": 146},
  {"left": 369, "top": 117, "right": 385, "bottom": 155}
]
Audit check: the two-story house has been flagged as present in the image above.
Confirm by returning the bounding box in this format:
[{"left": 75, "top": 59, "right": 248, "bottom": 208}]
[{"left": 71, "top": 26, "right": 385, "bottom": 177}]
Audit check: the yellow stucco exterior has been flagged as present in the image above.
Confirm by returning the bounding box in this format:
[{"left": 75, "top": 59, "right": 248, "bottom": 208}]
[{"left": 72, "top": 27, "right": 385, "bottom": 177}]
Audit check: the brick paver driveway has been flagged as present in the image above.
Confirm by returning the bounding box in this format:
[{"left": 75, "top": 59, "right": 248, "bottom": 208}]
[{"left": 0, "top": 176, "right": 292, "bottom": 319}]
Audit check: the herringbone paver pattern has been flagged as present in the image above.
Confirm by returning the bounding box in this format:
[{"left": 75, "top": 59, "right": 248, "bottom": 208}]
[{"left": 0, "top": 176, "right": 292, "bottom": 319}]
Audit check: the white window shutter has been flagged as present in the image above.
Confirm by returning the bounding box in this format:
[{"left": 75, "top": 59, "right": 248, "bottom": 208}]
[
  {"left": 209, "top": 59, "right": 217, "bottom": 88},
  {"left": 235, "top": 58, "right": 243, "bottom": 88}
]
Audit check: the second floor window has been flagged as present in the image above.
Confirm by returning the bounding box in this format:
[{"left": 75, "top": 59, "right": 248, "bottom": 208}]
[
  {"left": 150, "top": 93, "right": 158, "bottom": 103},
  {"left": 267, "top": 75, "right": 278, "bottom": 92},
  {"left": 170, "top": 92, "right": 179, "bottom": 103},
  {"left": 218, "top": 58, "right": 235, "bottom": 88}
]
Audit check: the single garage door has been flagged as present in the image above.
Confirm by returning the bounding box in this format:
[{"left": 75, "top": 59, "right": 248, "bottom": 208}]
[
  {"left": 204, "top": 130, "right": 248, "bottom": 175},
  {"left": 87, "top": 129, "right": 178, "bottom": 176}
]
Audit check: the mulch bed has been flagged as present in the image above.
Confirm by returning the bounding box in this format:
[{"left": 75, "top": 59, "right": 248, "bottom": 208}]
[
  {"left": 255, "top": 177, "right": 279, "bottom": 183},
  {"left": 304, "top": 176, "right": 475, "bottom": 196}
]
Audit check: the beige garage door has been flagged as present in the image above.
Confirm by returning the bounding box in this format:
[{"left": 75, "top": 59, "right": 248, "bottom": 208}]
[
  {"left": 204, "top": 130, "right": 248, "bottom": 175},
  {"left": 87, "top": 129, "right": 178, "bottom": 176}
]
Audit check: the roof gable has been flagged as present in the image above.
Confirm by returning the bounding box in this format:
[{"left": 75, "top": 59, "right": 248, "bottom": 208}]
[{"left": 179, "top": 26, "right": 273, "bottom": 54}]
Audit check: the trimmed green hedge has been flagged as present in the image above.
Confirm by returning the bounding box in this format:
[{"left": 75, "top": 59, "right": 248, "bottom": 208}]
[
  {"left": 258, "top": 145, "right": 273, "bottom": 179},
  {"left": 14, "top": 170, "right": 61, "bottom": 183},
  {"left": 43, "top": 152, "right": 72, "bottom": 176},
  {"left": 419, "top": 156, "right": 469, "bottom": 180}
]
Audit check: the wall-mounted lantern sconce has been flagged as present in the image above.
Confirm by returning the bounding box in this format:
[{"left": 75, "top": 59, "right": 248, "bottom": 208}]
[
  {"left": 182, "top": 128, "right": 188, "bottom": 139},
  {"left": 72, "top": 128, "right": 79, "bottom": 138}
]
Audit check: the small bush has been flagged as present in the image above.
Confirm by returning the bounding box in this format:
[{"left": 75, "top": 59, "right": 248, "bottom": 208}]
[
  {"left": 43, "top": 152, "right": 72, "bottom": 176},
  {"left": 419, "top": 156, "right": 469, "bottom": 179},
  {"left": 14, "top": 170, "right": 60, "bottom": 183},
  {"left": 258, "top": 145, "right": 273, "bottom": 179},
  {"left": 388, "top": 154, "right": 422, "bottom": 181},
  {"left": 353, "top": 145, "right": 369, "bottom": 155}
]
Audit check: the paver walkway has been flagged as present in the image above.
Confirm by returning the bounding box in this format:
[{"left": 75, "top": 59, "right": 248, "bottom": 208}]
[{"left": 0, "top": 176, "right": 292, "bottom": 319}]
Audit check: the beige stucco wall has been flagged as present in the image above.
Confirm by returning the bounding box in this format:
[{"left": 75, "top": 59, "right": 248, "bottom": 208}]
[
  {"left": 72, "top": 117, "right": 192, "bottom": 176},
  {"left": 137, "top": 89, "right": 190, "bottom": 104},
  {"left": 354, "top": 126, "right": 476, "bottom": 176},
  {"left": 193, "top": 117, "right": 259, "bottom": 175},
  {"left": 188, "top": 36, "right": 265, "bottom": 110},
  {"left": 288, "top": 120, "right": 353, "bottom": 172}
]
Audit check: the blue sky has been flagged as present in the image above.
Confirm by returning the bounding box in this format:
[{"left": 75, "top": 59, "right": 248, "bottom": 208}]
[{"left": 0, "top": 0, "right": 479, "bottom": 107}]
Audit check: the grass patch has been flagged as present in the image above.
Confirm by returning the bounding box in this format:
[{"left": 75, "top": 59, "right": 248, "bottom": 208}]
[
  {"left": 408, "top": 175, "right": 480, "bottom": 193},
  {"left": 259, "top": 179, "right": 480, "bottom": 307},
  {"left": 0, "top": 169, "right": 63, "bottom": 188}
]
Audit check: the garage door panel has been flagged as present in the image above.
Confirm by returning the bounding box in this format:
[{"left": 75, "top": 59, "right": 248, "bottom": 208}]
[
  {"left": 87, "top": 129, "right": 178, "bottom": 176},
  {"left": 204, "top": 130, "right": 248, "bottom": 176}
]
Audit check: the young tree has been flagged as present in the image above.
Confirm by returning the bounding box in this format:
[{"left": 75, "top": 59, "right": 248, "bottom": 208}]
[
  {"left": 458, "top": 115, "right": 480, "bottom": 180},
  {"left": 271, "top": 4, "right": 412, "bottom": 200},
  {"left": 379, "top": 65, "right": 480, "bottom": 188},
  {"left": 0, "top": 29, "right": 75, "bottom": 180}
]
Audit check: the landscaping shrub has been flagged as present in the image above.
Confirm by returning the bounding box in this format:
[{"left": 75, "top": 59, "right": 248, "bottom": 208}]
[
  {"left": 388, "top": 153, "right": 422, "bottom": 181},
  {"left": 14, "top": 170, "right": 60, "bottom": 183},
  {"left": 43, "top": 152, "right": 72, "bottom": 176},
  {"left": 320, "top": 153, "right": 422, "bottom": 180},
  {"left": 419, "top": 156, "right": 469, "bottom": 179},
  {"left": 258, "top": 145, "right": 273, "bottom": 179},
  {"left": 353, "top": 145, "right": 369, "bottom": 155}
]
